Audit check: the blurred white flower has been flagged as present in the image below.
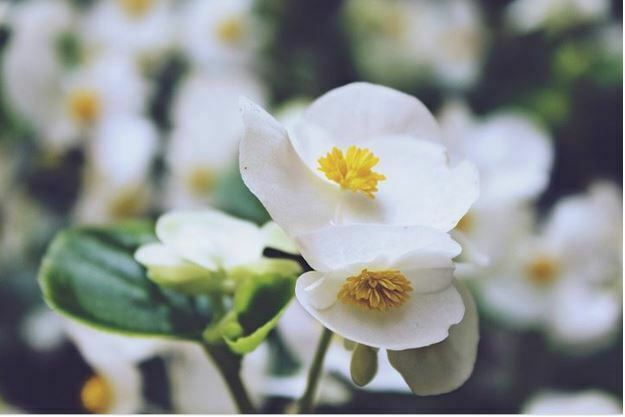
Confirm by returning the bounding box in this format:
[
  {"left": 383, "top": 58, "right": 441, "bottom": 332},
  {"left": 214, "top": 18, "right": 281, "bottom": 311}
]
[
  {"left": 240, "top": 82, "right": 479, "bottom": 237},
  {"left": 81, "top": 0, "right": 176, "bottom": 70},
  {"left": 178, "top": 0, "right": 261, "bottom": 69},
  {"left": 62, "top": 319, "right": 169, "bottom": 413},
  {"left": 505, "top": 0, "right": 610, "bottom": 33},
  {"left": 475, "top": 182, "right": 622, "bottom": 352},
  {"left": 438, "top": 100, "right": 553, "bottom": 269},
  {"left": 134, "top": 210, "right": 297, "bottom": 293},
  {"left": 48, "top": 52, "right": 150, "bottom": 151},
  {"left": 20, "top": 307, "right": 66, "bottom": 352},
  {"left": 73, "top": 115, "right": 158, "bottom": 224},
  {"left": 522, "top": 389, "right": 622, "bottom": 414},
  {"left": 164, "top": 69, "right": 266, "bottom": 209},
  {"left": 2, "top": 0, "right": 77, "bottom": 149},
  {"left": 342, "top": 0, "right": 487, "bottom": 90},
  {"left": 166, "top": 341, "right": 268, "bottom": 413}
]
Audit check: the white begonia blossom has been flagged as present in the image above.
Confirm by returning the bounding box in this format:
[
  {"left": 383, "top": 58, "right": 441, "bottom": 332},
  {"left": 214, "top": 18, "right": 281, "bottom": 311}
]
[
  {"left": 167, "top": 341, "right": 269, "bottom": 413},
  {"left": 178, "top": 0, "right": 261, "bottom": 69},
  {"left": 240, "top": 82, "right": 479, "bottom": 237},
  {"left": 49, "top": 52, "right": 149, "bottom": 149},
  {"left": 2, "top": 0, "right": 77, "bottom": 151},
  {"left": 72, "top": 115, "right": 159, "bottom": 224},
  {"left": 438, "top": 100, "right": 553, "bottom": 269},
  {"left": 163, "top": 69, "right": 266, "bottom": 209},
  {"left": 240, "top": 82, "right": 479, "bottom": 390},
  {"left": 135, "top": 209, "right": 297, "bottom": 292},
  {"left": 522, "top": 390, "right": 622, "bottom": 415},
  {"left": 62, "top": 318, "right": 170, "bottom": 413},
  {"left": 342, "top": 0, "right": 486, "bottom": 90},
  {"left": 475, "top": 182, "right": 622, "bottom": 351},
  {"left": 81, "top": 0, "right": 176, "bottom": 70},
  {"left": 504, "top": 0, "right": 610, "bottom": 34}
]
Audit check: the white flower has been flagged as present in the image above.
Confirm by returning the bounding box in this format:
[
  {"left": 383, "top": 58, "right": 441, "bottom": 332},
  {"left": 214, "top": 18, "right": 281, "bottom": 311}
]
[
  {"left": 438, "top": 100, "right": 553, "bottom": 269},
  {"left": 522, "top": 389, "right": 622, "bottom": 415},
  {"left": 62, "top": 319, "right": 168, "bottom": 413},
  {"left": 73, "top": 115, "right": 159, "bottom": 224},
  {"left": 475, "top": 182, "right": 622, "bottom": 351},
  {"left": 48, "top": 52, "right": 149, "bottom": 151},
  {"left": 2, "top": 0, "right": 76, "bottom": 150},
  {"left": 177, "top": 0, "right": 261, "bottom": 69},
  {"left": 439, "top": 100, "right": 553, "bottom": 210},
  {"left": 134, "top": 209, "right": 296, "bottom": 293},
  {"left": 342, "top": 0, "right": 486, "bottom": 90},
  {"left": 504, "top": 0, "right": 610, "bottom": 33},
  {"left": 20, "top": 308, "right": 66, "bottom": 352},
  {"left": 240, "top": 82, "right": 479, "bottom": 237},
  {"left": 81, "top": 0, "right": 176, "bottom": 69},
  {"left": 167, "top": 342, "right": 268, "bottom": 413},
  {"left": 163, "top": 69, "right": 266, "bottom": 209}
]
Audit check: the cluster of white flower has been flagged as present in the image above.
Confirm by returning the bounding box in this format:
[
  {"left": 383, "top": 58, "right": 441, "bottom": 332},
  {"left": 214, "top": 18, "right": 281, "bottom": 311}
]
[{"left": 1, "top": 0, "right": 621, "bottom": 414}]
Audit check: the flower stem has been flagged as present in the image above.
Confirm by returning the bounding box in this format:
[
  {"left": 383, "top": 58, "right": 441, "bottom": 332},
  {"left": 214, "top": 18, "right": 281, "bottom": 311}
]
[
  {"left": 297, "top": 327, "right": 334, "bottom": 413},
  {"left": 203, "top": 344, "right": 256, "bottom": 414}
]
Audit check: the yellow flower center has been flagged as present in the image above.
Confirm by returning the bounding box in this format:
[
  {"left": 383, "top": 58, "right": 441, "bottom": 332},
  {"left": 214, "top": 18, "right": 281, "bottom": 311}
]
[
  {"left": 216, "top": 16, "right": 245, "bottom": 44},
  {"left": 68, "top": 88, "right": 101, "bottom": 125},
  {"left": 338, "top": 269, "right": 412, "bottom": 311},
  {"left": 109, "top": 188, "right": 145, "bottom": 219},
  {"left": 186, "top": 167, "right": 217, "bottom": 195},
  {"left": 119, "top": 0, "right": 153, "bottom": 18},
  {"left": 455, "top": 212, "right": 474, "bottom": 233},
  {"left": 525, "top": 255, "right": 560, "bottom": 287},
  {"left": 80, "top": 375, "right": 113, "bottom": 414},
  {"left": 317, "top": 146, "right": 386, "bottom": 199}
]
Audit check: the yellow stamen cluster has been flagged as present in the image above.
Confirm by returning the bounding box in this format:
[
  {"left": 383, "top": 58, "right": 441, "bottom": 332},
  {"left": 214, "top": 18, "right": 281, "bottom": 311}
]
[
  {"left": 317, "top": 146, "right": 386, "bottom": 199},
  {"left": 80, "top": 375, "right": 112, "bottom": 414},
  {"left": 68, "top": 89, "right": 101, "bottom": 125},
  {"left": 338, "top": 269, "right": 412, "bottom": 311},
  {"left": 119, "top": 0, "right": 153, "bottom": 18},
  {"left": 525, "top": 255, "right": 560, "bottom": 286},
  {"left": 216, "top": 16, "right": 245, "bottom": 44}
]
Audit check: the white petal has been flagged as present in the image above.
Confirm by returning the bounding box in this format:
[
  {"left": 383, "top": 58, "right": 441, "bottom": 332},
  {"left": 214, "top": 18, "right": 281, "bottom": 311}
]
[
  {"left": 134, "top": 242, "right": 187, "bottom": 268},
  {"left": 261, "top": 221, "right": 299, "bottom": 254},
  {"left": 295, "top": 272, "right": 464, "bottom": 350},
  {"left": 296, "top": 223, "right": 461, "bottom": 272},
  {"left": 523, "top": 390, "right": 622, "bottom": 415},
  {"left": 239, "top": 97, "right": 339, "bottom": 236},
  {"left": 299, "top": 271, "right": 344, "bottom": 310},
  {"left": 290, "top": 82, "right": 442, "bottom": 169},
  {"left": 387, "top": 281, "right": 479, "bottom": 395},
  {"left": 461, "top": 112, "right": 553, "bottom": 208},
  {"left": 368, "top": 138, "right": 479, "bottom": 231},
  {"left": 547, "top": 281, "right": 621, "bottom": 350},
  {"left": 156, "top": 209, "right": 263, "bottom": 269}
]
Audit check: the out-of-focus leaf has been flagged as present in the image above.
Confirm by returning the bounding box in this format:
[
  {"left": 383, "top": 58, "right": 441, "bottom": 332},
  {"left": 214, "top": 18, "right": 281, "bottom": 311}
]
[
  {"left": 39, "top": 221, "right": 212, "bottom": 340},
  {"left": 214, "top": 166, "right": 270, "bottom": 225}
]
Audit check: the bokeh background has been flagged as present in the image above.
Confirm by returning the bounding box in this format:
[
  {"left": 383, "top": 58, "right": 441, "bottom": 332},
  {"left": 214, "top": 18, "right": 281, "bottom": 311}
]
[{"left": 0, "top": 0, "right": 622, "bottom": 413}]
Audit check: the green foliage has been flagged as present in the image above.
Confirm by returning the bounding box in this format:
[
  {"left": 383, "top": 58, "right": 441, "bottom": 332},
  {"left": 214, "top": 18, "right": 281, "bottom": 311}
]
[
  {"left": 205, "top": 266, "right": 299, "bottom": 354},
  {"left": 214, "top": 166, "right": 270, "bottom": 225},
  {"left": 39, "top": 221, "right": 213, "bottom": 340}
]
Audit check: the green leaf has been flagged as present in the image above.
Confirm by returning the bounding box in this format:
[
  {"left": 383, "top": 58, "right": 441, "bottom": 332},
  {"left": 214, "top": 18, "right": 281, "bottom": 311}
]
[
  {"left": 213, "top": 166, "right": 270, "bottom": 225},
  {"left": 39, "top": 221, "right": 212, "bottom": 340},
  {"left": 211, "top": 261, "right": 300, "bottom": 354}
]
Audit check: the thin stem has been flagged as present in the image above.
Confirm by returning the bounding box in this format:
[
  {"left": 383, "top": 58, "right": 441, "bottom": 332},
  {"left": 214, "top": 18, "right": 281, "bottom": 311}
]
[
  {"left": 297, "top": 327, "right": 334, "bottom": 413},
  {"left": 203, "top": 344, "right": 256, "bottom": 414}
]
